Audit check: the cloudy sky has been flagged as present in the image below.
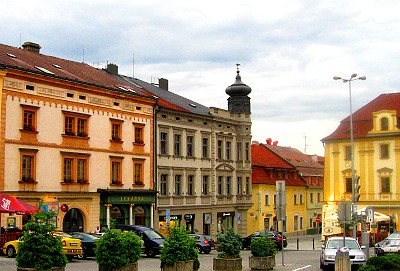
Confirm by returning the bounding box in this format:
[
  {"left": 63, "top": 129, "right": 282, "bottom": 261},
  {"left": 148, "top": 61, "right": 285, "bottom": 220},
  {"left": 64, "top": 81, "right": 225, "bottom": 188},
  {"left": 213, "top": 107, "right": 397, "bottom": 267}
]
[{"left": 3, "top": 0, "right": 400, "bottom": 156}]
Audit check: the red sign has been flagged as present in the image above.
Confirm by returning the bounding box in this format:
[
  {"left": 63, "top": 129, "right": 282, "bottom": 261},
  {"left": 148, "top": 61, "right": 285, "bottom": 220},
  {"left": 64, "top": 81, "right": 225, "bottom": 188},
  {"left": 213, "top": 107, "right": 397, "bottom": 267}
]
[{"left": 316, "top": 217, "right": 321, "bottom": 223}]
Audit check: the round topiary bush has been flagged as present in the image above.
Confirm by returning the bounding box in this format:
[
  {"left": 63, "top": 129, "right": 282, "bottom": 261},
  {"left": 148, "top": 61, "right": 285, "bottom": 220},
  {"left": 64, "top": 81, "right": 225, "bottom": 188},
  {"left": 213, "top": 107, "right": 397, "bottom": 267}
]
[
  {"left": 16, "top": 206, "right": 68, "bottom": 270},
  {"left": 160, "top": 226, "right": 199, "bottom": 270},
  {"left": 216, "top": 227, "right": 242, "bottom": 259},
  {"left": 250, "top": 236, "right": 277, "bottom": 257},
  {"left": 358, "top": 253, "right": 400, "bottom": 271},
  {"left": 95, "top": 229, "right": 142, "bottom": 271}
]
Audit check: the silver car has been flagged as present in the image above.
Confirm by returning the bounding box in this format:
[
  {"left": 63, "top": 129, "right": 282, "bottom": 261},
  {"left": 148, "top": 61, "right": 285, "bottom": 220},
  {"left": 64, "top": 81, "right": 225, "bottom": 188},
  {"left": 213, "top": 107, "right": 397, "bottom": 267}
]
[
  {"left": 320, "top": 237, "right": 366, "bottom": 270},
  {"left": 380, "top": 238, "right": 400, "bottom": 255}
]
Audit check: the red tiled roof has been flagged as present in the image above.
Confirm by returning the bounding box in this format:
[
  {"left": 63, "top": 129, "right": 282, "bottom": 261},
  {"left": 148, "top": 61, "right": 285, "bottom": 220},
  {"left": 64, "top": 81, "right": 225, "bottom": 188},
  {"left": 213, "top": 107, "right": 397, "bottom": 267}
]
[
  {"left": 252, "top": 144, "right": 293, "bottom": 168},
  {"left": 0, "top": 43, "right": 152, "bottom": 98},
  {"left": 323, "top": 93, "right": 400, "bottom": 141}
]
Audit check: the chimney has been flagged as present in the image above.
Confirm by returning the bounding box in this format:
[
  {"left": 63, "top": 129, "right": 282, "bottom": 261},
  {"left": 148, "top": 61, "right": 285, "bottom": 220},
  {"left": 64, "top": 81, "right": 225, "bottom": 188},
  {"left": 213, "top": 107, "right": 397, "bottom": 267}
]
[
  {"left": 266, "top": 138, "right": 272, "bottom": 145},
  {"left": 106, "top": 63, "right": 118, "bottom": 75},
  {"left": 22, "top": 42, "right": 41, "bottom": 54},
  {"left": 252, "top": 141, "right": 259, "bottom": 145},
  {"left": 273, "top": 141, "right": 278, "bottom": 146},
  {"left": 158, "top": 78, "right": 168, "bottom": 91}
]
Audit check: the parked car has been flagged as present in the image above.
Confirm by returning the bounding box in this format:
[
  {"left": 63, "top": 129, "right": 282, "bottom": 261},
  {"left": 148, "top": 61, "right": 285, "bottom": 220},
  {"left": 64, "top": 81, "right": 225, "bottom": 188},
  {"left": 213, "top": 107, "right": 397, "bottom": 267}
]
[
  {"left": 374, "top": 239, "right": 387, "bottom": 256},
  {"left": 2, "top": 232, "right": 82, "bottom": 259},
  {"left": 241, "top": 231, "right": 287, "bottom": 250},
  {"left": 379, "top": 238, "right": 400, "bottom": 255},
  {"left": 189, "top": 234, "right": 215, "bottom": 254},
  {"left": 68, "top": 232, "right": 100, "bottom": 259},
  {"left": 320, "top": 237, "right": 366, "bottom": 270},
  {"left": 115, "top": 224, "right": 165, "bottom": 257}
]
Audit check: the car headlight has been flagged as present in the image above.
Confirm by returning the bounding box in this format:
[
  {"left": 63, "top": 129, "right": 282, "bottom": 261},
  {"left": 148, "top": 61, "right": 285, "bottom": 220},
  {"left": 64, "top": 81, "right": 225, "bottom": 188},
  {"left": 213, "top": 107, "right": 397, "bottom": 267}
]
[
  {"left": 325, "top": 255, "right": 336, "bottom": 260},
  {"left": 354, "top": 255, "right": 365, "bottom": 260}
]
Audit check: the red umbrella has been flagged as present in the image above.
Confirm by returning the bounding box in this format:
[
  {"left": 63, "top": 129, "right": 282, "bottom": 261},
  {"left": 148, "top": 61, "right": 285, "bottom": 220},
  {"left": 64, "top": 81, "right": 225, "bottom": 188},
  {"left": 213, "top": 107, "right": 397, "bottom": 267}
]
[{"left": 0, "top": 194, "right": 37, "bottom": 214}]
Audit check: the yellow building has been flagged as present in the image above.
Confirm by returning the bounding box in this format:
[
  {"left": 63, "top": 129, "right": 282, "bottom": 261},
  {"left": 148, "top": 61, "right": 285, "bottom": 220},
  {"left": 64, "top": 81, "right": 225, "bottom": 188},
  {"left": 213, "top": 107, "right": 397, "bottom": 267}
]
[
  {"left": 250, "top": 142, "right": 308, "bottom": 235},
  {"left": 322, "top": 93, "right": 399, "bottom": 239}
]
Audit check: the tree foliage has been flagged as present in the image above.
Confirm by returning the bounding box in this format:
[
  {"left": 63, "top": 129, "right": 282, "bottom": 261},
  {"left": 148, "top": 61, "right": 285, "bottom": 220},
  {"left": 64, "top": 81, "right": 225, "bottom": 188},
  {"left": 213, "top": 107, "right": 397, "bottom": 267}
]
[
  {"left": 250, "top": 236, "right": 277, "bottom": 257},
  {"left": 216, "top": 227, "right": 242, "bottom": 259}
]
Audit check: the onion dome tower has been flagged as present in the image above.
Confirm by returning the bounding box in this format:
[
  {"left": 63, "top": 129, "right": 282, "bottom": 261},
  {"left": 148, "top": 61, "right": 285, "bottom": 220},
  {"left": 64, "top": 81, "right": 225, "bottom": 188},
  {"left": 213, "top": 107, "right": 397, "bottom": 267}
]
[{"left": 225, "top": 64, "right": 252, "bottom": 114}]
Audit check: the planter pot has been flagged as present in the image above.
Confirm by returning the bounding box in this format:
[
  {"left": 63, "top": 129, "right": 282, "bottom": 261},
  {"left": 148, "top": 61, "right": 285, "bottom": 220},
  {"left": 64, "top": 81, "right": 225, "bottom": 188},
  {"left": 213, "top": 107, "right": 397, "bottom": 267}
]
[
  {"left": 99, "top": 262, "right": 138, "bottom": 271},
  {"left": 17, "top": 267, "right": 65, "bottom": 271},
  {"left": 249, "top": 255, "right": 275, "bottom": 270},
  {"left": 213, "top": 258, "right": 242, "bottom": 271},
  {"left": 162, "top": 260, "right": 194, "bottom": 271}
]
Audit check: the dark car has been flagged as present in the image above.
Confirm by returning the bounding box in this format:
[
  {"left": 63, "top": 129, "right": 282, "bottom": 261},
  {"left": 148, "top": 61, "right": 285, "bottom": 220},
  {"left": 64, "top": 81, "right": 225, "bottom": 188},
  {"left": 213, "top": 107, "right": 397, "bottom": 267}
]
[
  {"left": 374, "top": 239, "right": 387, "bottom": 256},
  {"left": 115, "top": 225, "right": 165, "bottom": 257},
  {"left": 241, "top": 231, "right": 287, "bottom": 250},
  {"left": 68, "top": 232, "right": 100, "bottom": 259},
  {"left": 189, "top": 234, "right": 215, "bottom": 254}
]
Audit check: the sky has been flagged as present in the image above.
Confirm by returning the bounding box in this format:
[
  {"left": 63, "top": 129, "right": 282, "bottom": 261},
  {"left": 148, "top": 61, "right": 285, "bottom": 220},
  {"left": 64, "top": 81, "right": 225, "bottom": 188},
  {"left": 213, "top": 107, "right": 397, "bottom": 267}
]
[{"left": 2, "top": 0, "right": 400, "bottom": 156}]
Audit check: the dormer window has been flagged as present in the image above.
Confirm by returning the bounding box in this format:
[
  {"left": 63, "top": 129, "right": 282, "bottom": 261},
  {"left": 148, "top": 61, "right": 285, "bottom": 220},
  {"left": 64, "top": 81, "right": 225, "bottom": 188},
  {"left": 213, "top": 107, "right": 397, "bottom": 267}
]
[{"left": 381, "top": 117, "right": 389, "bottom": 131}]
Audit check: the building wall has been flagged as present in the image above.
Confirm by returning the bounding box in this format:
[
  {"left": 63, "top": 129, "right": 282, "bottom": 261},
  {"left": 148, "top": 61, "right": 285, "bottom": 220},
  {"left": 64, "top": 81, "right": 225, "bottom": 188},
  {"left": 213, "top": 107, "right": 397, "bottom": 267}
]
[{"left": 0, "top": 72, "right": 155, "bottom": 232}]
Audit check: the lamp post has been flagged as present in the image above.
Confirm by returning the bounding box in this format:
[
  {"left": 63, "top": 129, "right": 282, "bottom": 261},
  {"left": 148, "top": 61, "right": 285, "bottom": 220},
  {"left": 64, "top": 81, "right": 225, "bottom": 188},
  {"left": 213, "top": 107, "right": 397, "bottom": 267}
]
[{"left": 333, "top": 74, "right": 366, "bottom": 238}]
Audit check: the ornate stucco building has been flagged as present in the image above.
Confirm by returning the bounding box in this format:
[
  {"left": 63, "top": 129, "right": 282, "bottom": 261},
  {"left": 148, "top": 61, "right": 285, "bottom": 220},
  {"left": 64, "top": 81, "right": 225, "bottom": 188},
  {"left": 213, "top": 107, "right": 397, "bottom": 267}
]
[
  {"left": 106, "top": 65, "right": 253, "bottom": 236},
  {"left": 0, "top": 42, "right": 157, "bottom": 232},
  {"left": 321, "top": 93, "right": 399, "bottom": 239}
]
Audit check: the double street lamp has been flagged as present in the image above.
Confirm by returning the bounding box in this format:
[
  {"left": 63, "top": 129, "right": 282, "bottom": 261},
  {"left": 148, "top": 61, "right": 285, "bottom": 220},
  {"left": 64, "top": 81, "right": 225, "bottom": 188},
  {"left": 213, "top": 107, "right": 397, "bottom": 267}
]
[{"left": 333, "top": 74, "right": 366, "bottom": 237}]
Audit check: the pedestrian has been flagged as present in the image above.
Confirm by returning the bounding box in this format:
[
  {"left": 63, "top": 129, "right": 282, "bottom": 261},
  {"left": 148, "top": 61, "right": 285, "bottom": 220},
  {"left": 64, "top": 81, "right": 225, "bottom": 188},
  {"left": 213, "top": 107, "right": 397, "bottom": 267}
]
[{"left": 95, "top": 226, "right": 100, "bottom": 233}]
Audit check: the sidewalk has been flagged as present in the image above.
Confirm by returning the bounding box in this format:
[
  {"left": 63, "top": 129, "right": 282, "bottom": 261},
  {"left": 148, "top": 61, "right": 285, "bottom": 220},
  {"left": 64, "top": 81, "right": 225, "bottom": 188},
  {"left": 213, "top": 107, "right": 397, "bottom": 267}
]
[{"left": 285, "top": 233, "right": 323, "bottom": 251}]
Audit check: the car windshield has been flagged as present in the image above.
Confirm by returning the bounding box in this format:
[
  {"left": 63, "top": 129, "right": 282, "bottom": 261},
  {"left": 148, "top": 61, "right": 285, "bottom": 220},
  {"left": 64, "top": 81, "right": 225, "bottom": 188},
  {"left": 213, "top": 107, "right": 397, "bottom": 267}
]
[
  {"left": 53, "top": 232, "right": 72, "bottom": 238},
  {"left": 144, "top": 229, "right": 163, "bottom": 240},
  {"left": 327, "top": 239, "right": 360, "bottom": 250}
]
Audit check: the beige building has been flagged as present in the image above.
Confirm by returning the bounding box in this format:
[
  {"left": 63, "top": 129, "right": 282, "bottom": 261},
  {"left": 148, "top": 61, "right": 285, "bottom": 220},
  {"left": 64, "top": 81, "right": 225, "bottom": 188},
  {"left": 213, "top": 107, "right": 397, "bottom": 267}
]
[
  {"left": 108, "top": 67, "right": 253, "bottom": 236},
  {"left": 0, "top": 42, "right": 157, "bottom": 232}
]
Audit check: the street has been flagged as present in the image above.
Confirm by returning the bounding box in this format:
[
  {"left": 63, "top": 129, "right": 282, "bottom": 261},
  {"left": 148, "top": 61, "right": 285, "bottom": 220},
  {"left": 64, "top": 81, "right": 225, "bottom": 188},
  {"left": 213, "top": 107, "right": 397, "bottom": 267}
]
[{"left": 0, "top": 234, "right": 376, "bottom": 271}]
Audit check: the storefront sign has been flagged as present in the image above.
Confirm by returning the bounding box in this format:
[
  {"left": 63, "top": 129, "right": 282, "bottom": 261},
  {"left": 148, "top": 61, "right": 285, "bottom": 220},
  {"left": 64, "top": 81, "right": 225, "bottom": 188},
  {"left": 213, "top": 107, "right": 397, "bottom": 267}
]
[
  {"left": 160, "top": 215, "right": 182, "bottom": 221},
  {"left": 184, "top": 214, "right": 195, "bottom": 220},
  {"left": 109, "top": 194, "right": 155, "bottom": 204}
]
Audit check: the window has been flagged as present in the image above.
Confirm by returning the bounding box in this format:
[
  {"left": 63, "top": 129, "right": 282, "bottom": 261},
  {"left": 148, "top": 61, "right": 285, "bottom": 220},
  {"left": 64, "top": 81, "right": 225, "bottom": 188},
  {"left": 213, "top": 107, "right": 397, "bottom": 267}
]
[
  {"left": 300, "top": 217, "right": 303, "bottom": 230},
  {"left": 187, "top": 136, "right": 194, "bottom": 157},
  {"left": 265, "top": 194, "right": 270, "bottom": 206},
  {"left": 20, "top": 148, "right": 38, "bottom": 182},
  {"left": 381, "top": 144, "right": 389, "bottom": 159},
  {"left": 110, "top": 156, "right": 123, "bottom": 185},
  {"left": 63, "top": 111, "right": 89, "bottom": 137},
  {"left": 237, "top": 177, "right": 242, "bottom": 195},
  {"left": 187, "top": 175, "right": 194, "bottom": 196},
  {"left": 381, "top": 177, "right": 390, "bottom": 193},
  {"left": 381, "top": 117, "right": 389, "bottom": 131},
  {"left": 174, "top": 175, "right": 181, "bottom": 195},
  {"left": 294, "top": 215, "right": 299, "bottom": 231},
  {"left": 237, "top": 142, "right": 242, "bottom": 160},
  {"left": 226, "top": 141, "right": 231, "bottom": 160},
  {"left": 202, "top": 175, "right": 209, "bottom": 195},
  {"left": 22, "top": 106, "right": 39, "bottom": 131},
  {"left": 202, "top": 137, "right": 209, "bottom": 158},
  {"left": 245, "top": 142, "right": 250, "bottom": 161},
  {"left": 300, "top": 194, "right": 304, "bottom": 204},
  {"left": 111, "top": 121, "right": 122, "bottom": 141},
  {"left": 218, "top": 176, "right": 223, "bottom": 195},
  {"left": 345, "top": 146, "right": 352, "bottom": 160},
  {"left": 310, "top": 192, "right": 314, "bottom": 203},
  {"left": 160, "top": 132, "right": 168, "bottom": 155},
  {"left": 273, "top": 195, "right": 276, "bottom": 206},
  {"left": 61, "top": 152, "right": 90, "bottom": 183},
  {"left": 345, "top": 178, "right": 352, "bottom": 193},
  {"left": 317, "top": 193, "right": 321, "bottom": 202},
  {"left": 160, "top": 174, "right": 168, "bottom": 196},
  {"left": 294, "top": 194, "right": 297, "bottom": 205},
  {"left": 226, "top": 176, "right": 231, "bottom": 195},
  {"left": 133, "top": 161, "right": 143, "bottom": 185},
  {"left": 174, "top": 134, "right": 181, "bottom": 156},
  {"left": 217, "top": 140, "right": 223, "bottom": 159},
  {"left": 134, "top": 126, "right": 144, "bottom": 144},
  {"left": 245, "top": 177, "right": 251, "bottom": 194}
]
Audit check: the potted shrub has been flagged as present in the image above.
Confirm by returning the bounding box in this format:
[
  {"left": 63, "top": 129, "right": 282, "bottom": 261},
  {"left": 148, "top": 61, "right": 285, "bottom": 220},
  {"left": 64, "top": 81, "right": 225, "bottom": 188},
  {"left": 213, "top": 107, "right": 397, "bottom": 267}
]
[
  {"left": 249, "top": 236, "right": 277, "bottom": 270},
  {"left": 16, "top": 204, "right": 68, "bottom": 271},
  {"left": 213, "top": 227, "right": 242, "bottom": 271},
  {"left": 160, "top": 226, "right": 200, "bottom": 271},
  {"left": 95, "top": 228, "right": 142, "bottom": 271}
]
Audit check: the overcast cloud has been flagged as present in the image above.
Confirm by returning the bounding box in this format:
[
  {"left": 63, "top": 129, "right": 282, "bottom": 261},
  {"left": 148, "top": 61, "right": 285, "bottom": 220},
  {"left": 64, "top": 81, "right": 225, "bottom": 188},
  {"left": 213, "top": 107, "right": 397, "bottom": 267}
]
[{"left": 3, "top": 0, "right": 400, "bottom": 155}]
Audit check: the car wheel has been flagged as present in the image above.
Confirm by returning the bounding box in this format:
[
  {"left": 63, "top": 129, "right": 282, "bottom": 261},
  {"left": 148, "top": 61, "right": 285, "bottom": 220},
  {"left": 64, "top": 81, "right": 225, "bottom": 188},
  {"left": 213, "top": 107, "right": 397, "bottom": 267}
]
[
  {"left": 195, "top": 245, "right": 202, "bottom": 253},
  {"left": 146, "top": 249, "right": 156, "bottom": 258},
  {"left": 6, "top": 246, "right": 16, "bottom": 258}
]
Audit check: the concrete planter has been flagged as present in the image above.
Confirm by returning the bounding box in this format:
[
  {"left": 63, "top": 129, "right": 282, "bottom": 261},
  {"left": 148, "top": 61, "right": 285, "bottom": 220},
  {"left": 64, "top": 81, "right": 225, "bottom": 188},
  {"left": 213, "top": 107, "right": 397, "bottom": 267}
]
[
  {"left": 249, "top": 256, "right": 275, "bottom": 270},
  {"left": 162, "top": 260, "right": 194, "bottom": 271},
  {"left": 213, "top": 258, "right": 242, "bottom": 271},
  {"left": 99, "top": 262, "right": 138, "bottom": 271},
  {"left": 17, "top": 267, "right": 65, "bottom": 271}
]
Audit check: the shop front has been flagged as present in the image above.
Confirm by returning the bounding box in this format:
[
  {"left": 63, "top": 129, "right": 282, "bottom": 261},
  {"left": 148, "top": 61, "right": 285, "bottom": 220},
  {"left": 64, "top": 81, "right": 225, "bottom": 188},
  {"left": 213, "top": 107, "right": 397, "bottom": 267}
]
[{"left": 98, "top": 189, "right": 156, "bottom": 229}]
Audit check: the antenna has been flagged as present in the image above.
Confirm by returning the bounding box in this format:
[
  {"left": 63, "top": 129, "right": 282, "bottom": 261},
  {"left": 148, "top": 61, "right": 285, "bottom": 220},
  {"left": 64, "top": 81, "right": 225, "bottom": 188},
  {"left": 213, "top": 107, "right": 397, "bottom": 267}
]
[
  {"left": 303, "top": 134, "right": 308, "bottom": 154},
  {"left": 19, "top": 33, "right": 22, "bottom": 47},
  {"left": 132, "top": 52, "right": 135, "bottom": 78},
  {"left": 82, "top": 49, "right": 85, "bottom": 63}
]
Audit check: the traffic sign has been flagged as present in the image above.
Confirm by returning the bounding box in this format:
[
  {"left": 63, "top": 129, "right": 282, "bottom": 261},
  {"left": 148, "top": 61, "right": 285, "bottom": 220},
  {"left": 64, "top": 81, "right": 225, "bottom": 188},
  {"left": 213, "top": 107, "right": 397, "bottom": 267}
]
[{"left": 316, "top": 217, "right": 321, "bottom": 223}]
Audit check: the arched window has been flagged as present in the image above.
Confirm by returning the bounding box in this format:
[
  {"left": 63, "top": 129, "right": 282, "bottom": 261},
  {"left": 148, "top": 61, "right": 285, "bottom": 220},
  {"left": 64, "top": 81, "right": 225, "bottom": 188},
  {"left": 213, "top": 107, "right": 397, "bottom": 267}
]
[
  {"left": 63, "top": 208, "right": 84, "bottom": 232},
  {"left": 381, "top": 117, "right": 389, "bottom": 131}
]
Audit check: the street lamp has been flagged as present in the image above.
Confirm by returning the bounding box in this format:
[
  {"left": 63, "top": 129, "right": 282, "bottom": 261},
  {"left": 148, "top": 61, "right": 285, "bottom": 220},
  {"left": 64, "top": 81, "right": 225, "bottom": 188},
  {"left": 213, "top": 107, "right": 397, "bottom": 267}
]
[{"left": 333, "top": 74, "right": 366, "bottom": 238}]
